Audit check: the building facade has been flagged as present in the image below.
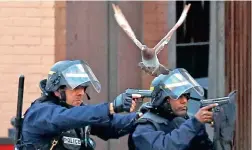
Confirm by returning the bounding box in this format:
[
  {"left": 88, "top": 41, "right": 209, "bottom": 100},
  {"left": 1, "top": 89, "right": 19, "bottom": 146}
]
[{"left": 0, "top": 1, "right": 251, "bottom": 150}]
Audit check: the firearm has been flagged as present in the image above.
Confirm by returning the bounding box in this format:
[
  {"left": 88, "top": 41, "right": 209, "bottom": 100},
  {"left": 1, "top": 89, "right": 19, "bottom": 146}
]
[
  {"left": 125, "top": 88, "right": 152, "bottom": 102},
  {"left": 191, "top": 96, "right": 231, "bottom": 126},
  {"left": 200, "top": 97, "right": 230, "bottom": 107},
  {"left": 15, "top": 75, "right": 25, "bottom": 144},
  {"left": 191, "top": 96, "right": 230, "bottom": 111}
]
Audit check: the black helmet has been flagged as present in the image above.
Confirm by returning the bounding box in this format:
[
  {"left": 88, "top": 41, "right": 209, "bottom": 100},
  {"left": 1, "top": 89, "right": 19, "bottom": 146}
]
[
  {"left": 45, "top": 60, "right": 101, "bottom": 93},
  {"left": 150, "top": 68, "right": 204, "bottom": 108}
]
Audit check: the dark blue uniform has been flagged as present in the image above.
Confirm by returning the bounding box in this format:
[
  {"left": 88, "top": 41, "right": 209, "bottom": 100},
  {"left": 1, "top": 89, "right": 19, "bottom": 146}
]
[
  {"left": 20, "top": 96, "right": 137, "bottom": 149},
  {"left": 131, "top": 112, "right": 213, "bottom": 150}
]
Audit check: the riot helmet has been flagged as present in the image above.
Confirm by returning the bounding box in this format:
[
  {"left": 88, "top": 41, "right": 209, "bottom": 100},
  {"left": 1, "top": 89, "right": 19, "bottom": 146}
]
[
  {"left": 150, "top": 68, "right": 204, "bottom": 108},
  {"left": 45, "top": 60, "right": 101, "bottom": 94}
]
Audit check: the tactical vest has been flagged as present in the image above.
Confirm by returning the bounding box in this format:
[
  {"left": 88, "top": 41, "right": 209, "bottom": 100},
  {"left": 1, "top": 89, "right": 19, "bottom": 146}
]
[
  {"left": 137, "top": 112, "right": 186, "bottom": 133},
  {"left": 128, "top": 112, "right": 185, "bottom": 150},
  {"left": 44, "top": 126, "right": 96, "bottom": 150},
  {"left": 18, "top": 96, "right": 96, "bottom": 150}
]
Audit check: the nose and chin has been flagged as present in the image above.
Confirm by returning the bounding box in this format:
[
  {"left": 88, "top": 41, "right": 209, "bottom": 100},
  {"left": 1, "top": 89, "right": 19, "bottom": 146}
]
[{"left": 73, "top": 95, "right": 85, "bottom": 106}]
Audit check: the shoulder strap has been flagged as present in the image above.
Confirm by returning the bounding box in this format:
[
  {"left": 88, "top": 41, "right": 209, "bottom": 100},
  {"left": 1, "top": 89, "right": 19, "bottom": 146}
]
[
  {"left": 137, "top": 112, "right": 169, "bottom": 131},
  {"left": 128, "top": 112, "right": 169, "bottom": 150}
]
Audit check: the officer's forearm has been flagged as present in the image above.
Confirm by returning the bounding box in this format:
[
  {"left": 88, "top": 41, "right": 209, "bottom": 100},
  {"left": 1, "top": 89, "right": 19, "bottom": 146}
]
[
  {"left": 110, "top": 113, "right": 137, "bottom": 134},
  {"left": 90, "top": 112, "right": 137, "bottom": 140}
]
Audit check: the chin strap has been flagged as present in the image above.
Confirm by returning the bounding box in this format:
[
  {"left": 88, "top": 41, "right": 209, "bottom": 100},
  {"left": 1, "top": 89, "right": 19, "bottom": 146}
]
[
  {"left": 86, "top": 93, "right": 91, "bottom": 100},
  {"left": 84, "top": 87, "right": 91, "bottom": 100}
]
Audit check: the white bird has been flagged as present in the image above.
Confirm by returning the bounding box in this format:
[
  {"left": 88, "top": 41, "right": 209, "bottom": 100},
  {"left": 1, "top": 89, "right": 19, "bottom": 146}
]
[{"left": 112, "top": 3, "right": 191, "bottom": 77}]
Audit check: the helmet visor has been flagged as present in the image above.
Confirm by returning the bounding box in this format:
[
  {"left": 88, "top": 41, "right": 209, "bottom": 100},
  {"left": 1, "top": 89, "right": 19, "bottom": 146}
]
[
  {"left": 162, "top": 68, "right": 204, "bottom": 100},
  {"left": 61, "top": 61, "right": 101, "bottom": 93}
]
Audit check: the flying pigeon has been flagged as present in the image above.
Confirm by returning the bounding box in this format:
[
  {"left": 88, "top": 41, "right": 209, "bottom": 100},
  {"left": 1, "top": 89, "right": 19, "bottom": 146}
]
[{"left": 112, "top": 3, "right": 191, "bottom": 77}]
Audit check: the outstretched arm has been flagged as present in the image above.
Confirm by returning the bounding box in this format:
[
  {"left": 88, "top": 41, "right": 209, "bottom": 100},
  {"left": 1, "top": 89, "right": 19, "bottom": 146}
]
[
  {"left": 22, "top": 102, "right": 112, "bottom": 135},
  {"left": 90, "top": 112, "right": 139, "bottom": 140}
]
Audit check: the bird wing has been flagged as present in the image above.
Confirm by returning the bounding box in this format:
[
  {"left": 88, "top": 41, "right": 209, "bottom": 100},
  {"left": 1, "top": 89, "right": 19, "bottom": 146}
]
[
  {"left": 154, "top": 4, "right": 191, "bottom": 54},
  {"left": 112, "top": 4, "right": 145, "bottom": 50}
]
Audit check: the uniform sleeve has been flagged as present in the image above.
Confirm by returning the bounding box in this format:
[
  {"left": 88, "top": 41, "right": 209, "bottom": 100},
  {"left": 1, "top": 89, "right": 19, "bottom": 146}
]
[
  {"left": 90, "top": 112, "right": 138, "bottom": 140},
  {"left": 22, "top": 102, "right": 112, "bottom": 135},
  {"left": 132, "top": 117, "right": 204, "bottom": 150}
]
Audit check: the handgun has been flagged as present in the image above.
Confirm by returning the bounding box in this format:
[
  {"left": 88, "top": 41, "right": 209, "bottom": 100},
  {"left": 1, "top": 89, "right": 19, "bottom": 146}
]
[
  {"left": 200, "top": 97, "right": 230, "bottom": 110},
  {"left": 125, "top": 88, "right": 152, "bottom": 102},
  {"left": 190, "top": 96, "right": 230, "bottom": 125},
  {"left": 190, "top": 96, "right": 230, "bottom": 111}
]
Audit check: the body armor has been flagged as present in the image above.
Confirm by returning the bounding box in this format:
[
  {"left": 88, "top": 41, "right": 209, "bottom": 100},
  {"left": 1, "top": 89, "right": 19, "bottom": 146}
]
[{"left": 47, "top": 126, "right": 95, "bottom": 150}]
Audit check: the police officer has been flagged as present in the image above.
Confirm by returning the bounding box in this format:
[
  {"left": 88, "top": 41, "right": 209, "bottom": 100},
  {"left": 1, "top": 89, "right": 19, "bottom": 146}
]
[
  {"left": 129, "top": 68, "right": 217, "bottom": 150},
  {"left": 16, "top": 60, "right": 141, "bottom": 150}
]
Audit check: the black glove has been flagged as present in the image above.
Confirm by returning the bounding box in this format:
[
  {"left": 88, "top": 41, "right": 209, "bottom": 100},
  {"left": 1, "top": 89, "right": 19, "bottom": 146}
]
[{"left": 113, "top": 93, "right": 133, "bottom": 113}]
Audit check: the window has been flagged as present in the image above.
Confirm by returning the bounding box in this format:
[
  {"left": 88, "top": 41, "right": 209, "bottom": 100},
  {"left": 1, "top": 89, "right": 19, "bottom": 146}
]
[{"left": 176, "top": 1, "right": 210, "bottom": 79}]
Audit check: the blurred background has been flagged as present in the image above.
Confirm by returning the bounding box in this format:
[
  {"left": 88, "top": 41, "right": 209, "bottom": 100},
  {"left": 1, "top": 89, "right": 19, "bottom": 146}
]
[{"left": 0, "top": 1, "right": 251, "bottom": 150}]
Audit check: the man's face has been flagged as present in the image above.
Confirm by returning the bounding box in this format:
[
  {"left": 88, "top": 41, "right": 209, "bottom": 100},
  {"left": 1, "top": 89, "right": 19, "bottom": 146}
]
[
  {"left": 65, "top": 86, "right": 85, "bottom": 106},
  {"left": 167, "top": 94, "right": 189, "bottom": 117}
]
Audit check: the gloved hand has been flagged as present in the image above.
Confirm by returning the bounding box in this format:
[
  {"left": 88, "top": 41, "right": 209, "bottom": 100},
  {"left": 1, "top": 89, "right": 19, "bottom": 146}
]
[{"left": 111, "top": 92, "right": 140, "bottom": 113}]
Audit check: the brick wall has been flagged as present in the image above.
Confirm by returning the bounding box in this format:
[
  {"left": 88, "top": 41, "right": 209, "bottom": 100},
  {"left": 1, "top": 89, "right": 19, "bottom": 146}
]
[
  {"left": 0, "top": 1, "right": 56, "bottom": 137},
  {"left": 142, "top": 1, "right": 169, "bottom": 89}
]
